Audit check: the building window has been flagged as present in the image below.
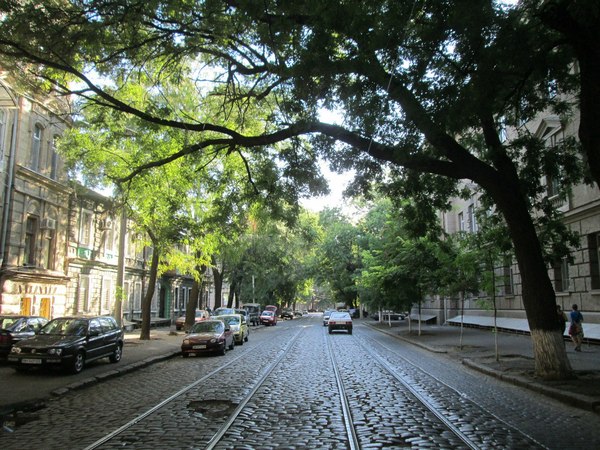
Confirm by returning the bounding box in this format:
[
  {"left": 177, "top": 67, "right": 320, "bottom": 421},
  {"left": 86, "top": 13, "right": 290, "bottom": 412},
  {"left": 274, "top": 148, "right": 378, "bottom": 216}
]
[
  {"left": 468, "top": 203, "right": 477, "bottom": 233},
  {"left": 24, "top": 216, "right": 38, "bottom": 266},
  {"left": 503, "top": 256, "right": 514, "bottom": 296},
  {"left": 546, "top": 174, "right": 560, "bottom": 198},
  {"left": 79, "top": 211, "right": 93, "bottom": 246},
  {"left": 553, "top": 258, "right": 570, "bottom": 292},
  {"left": 78, "top": 275, "right": 90, "bottom": 313},
  {"left": 31, "top": 124, "right": 42, "bottom": 171},
  {"left": 458, "top": 212, "right": 465, "bottom": 232},
  {"left": 50, "top": 135, "right": 59, "bottom": 180},
  {"left": 43, "top": 229, "right": 56, "bottom": 270},
  {"left": 589, "top": 233, "right": 600, "bottom": 290},
  {"left": 103, "top": 277, "right": 113, "bottom": 312}
]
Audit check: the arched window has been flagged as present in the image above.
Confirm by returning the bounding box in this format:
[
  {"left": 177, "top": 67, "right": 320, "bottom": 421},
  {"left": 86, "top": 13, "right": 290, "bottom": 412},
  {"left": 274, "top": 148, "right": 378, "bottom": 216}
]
[
  {"left": 31, "top": 124, "right": 42, "bottom": 171},
  {"left": 24, "top": 216, "right": 38, "bottom": 266}
]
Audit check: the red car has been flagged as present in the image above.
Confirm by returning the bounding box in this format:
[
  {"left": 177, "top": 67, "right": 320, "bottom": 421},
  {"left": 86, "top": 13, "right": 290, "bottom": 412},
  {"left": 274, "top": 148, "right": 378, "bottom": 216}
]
[
  {"left": 175, "top": 310, "right": 210, "bottom": 331},
  {"left": 181, "top": 320, "right": 234, "bottom": 357},
  {"left": 259, "top": 310, "right": 277, "bottom": 326}
]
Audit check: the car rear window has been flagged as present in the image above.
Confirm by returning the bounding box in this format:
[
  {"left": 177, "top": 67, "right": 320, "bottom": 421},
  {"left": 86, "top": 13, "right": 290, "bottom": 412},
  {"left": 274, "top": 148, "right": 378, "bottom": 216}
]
[{"left": 330, "top": 312, "right": 351, "bottom": 320}]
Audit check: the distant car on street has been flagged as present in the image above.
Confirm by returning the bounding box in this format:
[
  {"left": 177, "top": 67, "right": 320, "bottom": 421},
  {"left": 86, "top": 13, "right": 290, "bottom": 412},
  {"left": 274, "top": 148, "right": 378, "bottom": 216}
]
[
  {"left": 213, "top": 314, "right": 249, "bottom": 345},
  {"left": 328, "top": 311, "right": 353, "bottom": 334},
  {"left": 212, "top": 307, "right": 236, "bottom": 316},
  {"left": 181, "top": 319, "right": 234, "bottom": 357},
  {"left": 260, "top": 310, "right": 277, "bottom": 326},
  {"left": 0, "top": 315, "right": 48, "bottom": 357},
  {"left": 322, "top": 310, "right": 334, "bottom": 326},
  {"left": 242, "top": 303, "right": 262, "bottom": 326},
  {"left": 280, "top": 309, "right": 294, "bottom": 320},
  {"left": 8, "top": 316, "right": 124, "bottom": 374},
  {"left": 371, "top": 311, "right": 405, "bottom": 321},
  {"left": 175, "top": 310, "right": 210, "bottom": 331}
]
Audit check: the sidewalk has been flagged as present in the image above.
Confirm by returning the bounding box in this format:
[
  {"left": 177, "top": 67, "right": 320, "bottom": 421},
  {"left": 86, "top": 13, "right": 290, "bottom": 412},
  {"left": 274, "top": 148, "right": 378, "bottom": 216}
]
[{"left": 366, "top": 320, "right": 600, "bottom": 413}]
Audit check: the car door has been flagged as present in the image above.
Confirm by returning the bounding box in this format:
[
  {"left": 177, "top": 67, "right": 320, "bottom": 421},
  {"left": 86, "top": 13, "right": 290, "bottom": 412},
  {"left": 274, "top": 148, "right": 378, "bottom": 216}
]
[
  {"left": 86, "top": 318, "right": 105, "bottom": 360},
  {"left": 98, "top": 317, "right": 120, "bottom": 356}
]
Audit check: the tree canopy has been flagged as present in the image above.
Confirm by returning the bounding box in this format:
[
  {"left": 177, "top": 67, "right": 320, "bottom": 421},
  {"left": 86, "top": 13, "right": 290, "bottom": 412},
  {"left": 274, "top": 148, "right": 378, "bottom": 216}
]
[{"left": 1, "top": 0, "right": 594, "bottom": 378}]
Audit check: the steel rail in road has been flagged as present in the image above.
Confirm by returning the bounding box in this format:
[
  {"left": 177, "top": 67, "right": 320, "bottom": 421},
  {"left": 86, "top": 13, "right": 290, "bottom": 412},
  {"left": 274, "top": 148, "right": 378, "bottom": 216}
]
[
  {"left": 355, "top": 328, "right": 547, "bottom": 450},
  {"left": 324, "top": 329, "right": 361, "bottom": 450},
  {"left": 81, "top": 342, "right": 258, "bottom": 450},
  {"left": 82, "top": 327, "right": 304, "bottom": 450},
  {"left": 203, "top": 327, "right": 304, "bottom": 450}
]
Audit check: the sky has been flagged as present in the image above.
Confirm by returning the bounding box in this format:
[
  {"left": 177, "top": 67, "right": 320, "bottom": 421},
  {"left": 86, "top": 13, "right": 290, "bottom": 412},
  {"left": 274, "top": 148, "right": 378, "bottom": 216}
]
[{"left": 299, "top": 160, "right": 356, "bottom": 214}]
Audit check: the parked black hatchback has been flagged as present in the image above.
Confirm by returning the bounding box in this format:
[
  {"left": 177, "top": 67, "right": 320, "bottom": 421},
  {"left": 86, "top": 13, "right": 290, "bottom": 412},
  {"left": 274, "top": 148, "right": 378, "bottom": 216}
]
[{"left": 8, "top": 316, "right": 124, "bottom": 374}]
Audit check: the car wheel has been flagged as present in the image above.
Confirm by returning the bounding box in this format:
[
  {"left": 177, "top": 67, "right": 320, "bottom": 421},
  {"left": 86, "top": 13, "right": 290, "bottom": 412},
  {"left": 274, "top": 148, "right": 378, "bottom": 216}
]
[
  {"left": 244, "top": 333, "right": 249, "bottom": 342},
  {"left": 348, "top": 329, "right": 353, "bottom": 335},
  {"left": 182, "top": 352, "right": 190, "bottom": 358},
  {"left": 238, "top": 338, "right": 244, "bottom": 346},
  {"left": 328, "top": 329, "right": 332, "bottom": 334},
  {"left": 14, "top": 365, "right": 29, "bottom": 373},
  {"left": 109, "top": 344, "right": 123, "bottom": 363},
  {"left": 229, "top": 340, "right": 235, "bottom": 351},
  {"left": 219, "top": 344, "right": 226, "bottom": 356},
  {"left": 70, "top": 351, "right": 85, "bottom": 374}
]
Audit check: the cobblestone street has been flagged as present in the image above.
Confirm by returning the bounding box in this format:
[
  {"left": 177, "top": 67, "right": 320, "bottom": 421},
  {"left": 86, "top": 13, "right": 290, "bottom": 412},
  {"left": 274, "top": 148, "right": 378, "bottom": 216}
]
[{"left": 1, "top": 316, "right": 599, "bottom": 449}]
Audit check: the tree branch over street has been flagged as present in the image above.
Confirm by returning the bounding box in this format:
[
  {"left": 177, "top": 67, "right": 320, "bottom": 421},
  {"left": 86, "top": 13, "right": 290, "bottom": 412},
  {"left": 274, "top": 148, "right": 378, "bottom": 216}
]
[{"left": 0, "top": 0, "right": 592, "bottom": 379}]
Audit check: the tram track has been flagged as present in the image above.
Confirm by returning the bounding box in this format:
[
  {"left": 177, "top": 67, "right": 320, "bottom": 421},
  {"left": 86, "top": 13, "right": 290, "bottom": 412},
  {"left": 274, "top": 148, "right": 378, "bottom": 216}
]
[
  {"left": 343, "top": 325, "right": 547, "bottom": 449},
  {"left": 83, "top": 327, "right": 305, "bottom": 450},
  {"left": 1, "top": 317, "right": 556, "bottom": 449}
]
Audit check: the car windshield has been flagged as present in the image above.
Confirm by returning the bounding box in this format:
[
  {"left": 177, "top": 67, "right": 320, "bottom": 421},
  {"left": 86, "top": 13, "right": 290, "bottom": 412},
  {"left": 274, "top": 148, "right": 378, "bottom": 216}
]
[
  {"left": 191, "top": 321, "right": 223, "bottom": 333},
  {"left": 261, "top": 311, "right": 273, "bottom": 316},
  {"left": 40, "top": 318, "right": 88, "bottom": 336}
]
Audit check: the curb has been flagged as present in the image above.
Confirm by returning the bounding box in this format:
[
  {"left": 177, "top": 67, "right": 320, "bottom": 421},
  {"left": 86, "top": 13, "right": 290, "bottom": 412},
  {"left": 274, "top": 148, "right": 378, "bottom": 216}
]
[{"left": 462, "top": 358, "right": 600, "bottom": 413}]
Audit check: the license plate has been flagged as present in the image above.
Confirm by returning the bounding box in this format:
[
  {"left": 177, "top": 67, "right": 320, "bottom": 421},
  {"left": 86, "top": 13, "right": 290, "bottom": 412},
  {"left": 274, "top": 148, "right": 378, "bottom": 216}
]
[
  {"left": 21, "top": 358, "right": 42, "bottom": 365},
  {"left": 192, "top": 345, "right": 206, "bottom": 349}
]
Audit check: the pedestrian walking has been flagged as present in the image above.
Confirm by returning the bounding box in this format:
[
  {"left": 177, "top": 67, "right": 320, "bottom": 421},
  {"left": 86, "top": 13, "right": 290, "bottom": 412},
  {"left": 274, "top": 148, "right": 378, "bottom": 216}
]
[
  {"left": 556, "top": 304, "right": 567, "bottom": 335},
  {"left": 568, "top": 304, "right": 584, "bottom": 351}
]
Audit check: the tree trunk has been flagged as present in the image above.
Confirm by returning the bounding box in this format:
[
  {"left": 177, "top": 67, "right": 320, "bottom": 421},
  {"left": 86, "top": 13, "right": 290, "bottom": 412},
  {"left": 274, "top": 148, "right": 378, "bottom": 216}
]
[
  {"left": 212, "top": 266, "right": 223, "bottom": 309},
  {"left": 139, "top": 244, "right": 159, "bottom": 340},
  {"left": 185, "top": 278, "right": 200, "bottom": 332},
  {"left": 227, "top": 285, "right": 235, "bottom": 308},
  {"left": 488, "top": 177, "right": 573, "bottom": 379}
]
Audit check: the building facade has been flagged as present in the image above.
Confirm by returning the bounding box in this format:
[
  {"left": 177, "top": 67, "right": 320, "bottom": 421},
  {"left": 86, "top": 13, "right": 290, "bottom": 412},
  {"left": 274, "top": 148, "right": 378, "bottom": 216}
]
[
  {"left": 0, "top": 77, "right": 71, "bottom": 318},
  {"left": 0, "top": 75, "right": 201, "bottom": 322},
  {"left": 427, "top": 95, "right": 600, "bottom": 326}
]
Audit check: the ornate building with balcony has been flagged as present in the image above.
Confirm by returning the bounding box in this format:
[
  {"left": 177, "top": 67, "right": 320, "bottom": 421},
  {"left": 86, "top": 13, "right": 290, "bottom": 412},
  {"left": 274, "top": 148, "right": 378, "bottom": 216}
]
[{"left": 0, "top": 75, "right": 197, "bottom": 323}]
